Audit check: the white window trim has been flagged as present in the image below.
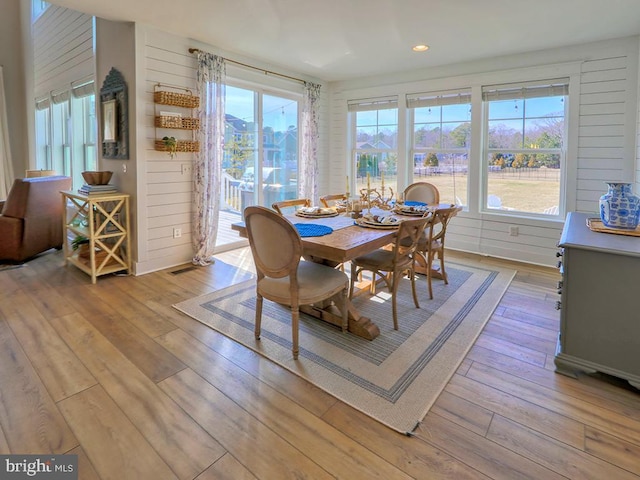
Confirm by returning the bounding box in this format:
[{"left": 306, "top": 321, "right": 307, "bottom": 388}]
[
  {"left": 480, "top": 78, "right": 569, "bottom": 219},
  {"left": 343, "top": 61, "right": 581, "bottom": 224}
]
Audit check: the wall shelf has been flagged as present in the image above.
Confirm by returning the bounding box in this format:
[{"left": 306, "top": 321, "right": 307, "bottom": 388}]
[
  {"left": 153, "top": 83, "right": 200, "bottom": 154},
  {"left": 154, "top": 139, "right": 200, "bottom": 153}
]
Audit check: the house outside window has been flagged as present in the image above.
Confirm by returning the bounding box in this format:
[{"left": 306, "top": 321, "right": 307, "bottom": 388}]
[
  {"left": 408, "top": 89, "right": 471, "bottom": 206},
  {"left": 223, "top": 84, "right": 299, "bottom": 213},
  {"left": 482, "top": 79, "right": 568, "bottom": 215},
  {"left": 349, "top": 96, "right": 398, "bottom": 198}
]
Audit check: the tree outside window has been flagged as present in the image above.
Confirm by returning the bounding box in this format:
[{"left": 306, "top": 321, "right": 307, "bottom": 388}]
[{"left": 483, "top": 79, "right": 567, "bottom": 215}]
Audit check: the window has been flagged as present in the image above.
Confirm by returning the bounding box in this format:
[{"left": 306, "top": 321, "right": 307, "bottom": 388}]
[
  {"left": 349, "top": 96, "right": 398, "bottom": 199},
  {"left": 482, "top": 79, "right": 568, "bottom": 215},
  {"left": 35, "top": 97, "right": 50, "bottom": 169},
  {"left": 223, "top": 84, "right": 299, "bottom": 212},
  {"left": 34, "top": 79, "right": 96, "bottom": 189},
  {"left": 51, "top": 90, "right": 70, "bottom": 177},
  {"left": 408, "top": 89, "right": 471, "bottom": 205},
  {"left": 32, "top": 0, "right": 49, "bottom": 21},
  {"left": 70, "top": 80, "right": 97, "bottom": 188}
]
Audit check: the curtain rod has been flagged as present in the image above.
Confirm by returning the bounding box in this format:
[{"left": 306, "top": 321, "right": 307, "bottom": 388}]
[{"left": 188, "top": 48, "right": 306, "bottom": 85}]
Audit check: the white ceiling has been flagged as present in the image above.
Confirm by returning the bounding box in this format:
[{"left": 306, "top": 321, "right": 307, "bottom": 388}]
[{"left": 50, "top": 0, "right": 640, "bottom": 82}]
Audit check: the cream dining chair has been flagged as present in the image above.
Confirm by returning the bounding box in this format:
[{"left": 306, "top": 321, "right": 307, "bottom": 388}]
[
  {"left": 349, "top": 215, "right": 431, "bottom": 330},
  {"left": 244, "top": 206, "right": 349, "bottom": 359},
  {"left": 403, "top": 182, "right": 440, "bottom": 206}
]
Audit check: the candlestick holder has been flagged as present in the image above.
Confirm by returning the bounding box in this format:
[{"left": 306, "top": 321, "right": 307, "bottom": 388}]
[{"left": 359, "top": 187, "right": 395, "bottom": 211}]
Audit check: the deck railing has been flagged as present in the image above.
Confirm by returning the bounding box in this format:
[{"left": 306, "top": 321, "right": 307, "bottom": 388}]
[{"left": 221, "top": 172, "right": 241, "bottom": 212}]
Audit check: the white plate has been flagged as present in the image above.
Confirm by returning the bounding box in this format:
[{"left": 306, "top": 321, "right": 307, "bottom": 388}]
[
  {"left": 295, "top": 209, "right": 339, "bottom": 218},
  {"left": 355, "top": 218, "right": 401, "bottom": 229},
  {"left": 394, "top": 205, "right": 430, "bottom": 216}
]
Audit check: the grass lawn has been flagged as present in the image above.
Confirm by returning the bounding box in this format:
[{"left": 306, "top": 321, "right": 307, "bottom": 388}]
[{"left": 357, "top": 169, "right": 560, "bottom": 214}]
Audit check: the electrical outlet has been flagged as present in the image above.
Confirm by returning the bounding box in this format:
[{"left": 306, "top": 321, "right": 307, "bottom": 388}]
[
  {"left": 509, "top": 225, "right": 519, "bottom": 236},
  {"left": 173, "top": 228, "right": 182, "bottom": 238},
  {"left": 181, "top": 164, "right": 193, "bottom": 175}
]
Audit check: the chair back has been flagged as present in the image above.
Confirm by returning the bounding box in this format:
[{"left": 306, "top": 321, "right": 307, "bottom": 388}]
[
  {"left": 404, "top": 182, "right": 440, "bottom": 205},
  {"left": 320, "top": 193, "right": 347, "bottom": 208},
  {"left": 272, "top": 198, "right": 311, "bottom": 215},
  {"left": 395, "top": 215, "right": 432, "bottom": 263},
  {"left": 429, "top": 205, "right": 460, "bottom": 246},
  {"left": 244, "top": 206, "right": 302, "bottom": 280}
]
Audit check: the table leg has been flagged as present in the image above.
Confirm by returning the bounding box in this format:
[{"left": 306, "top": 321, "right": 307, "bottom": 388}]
[
  {"left": 299, "top": 298, "right": 380, "bottom": 340},
  {"left": 413, "top": 252, "right": 444, "bottom": 280}
]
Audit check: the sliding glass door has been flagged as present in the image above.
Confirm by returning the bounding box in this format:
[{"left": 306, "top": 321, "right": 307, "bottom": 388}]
[{"left": 216, "top": 85, "right": 300, "bottom": 250}]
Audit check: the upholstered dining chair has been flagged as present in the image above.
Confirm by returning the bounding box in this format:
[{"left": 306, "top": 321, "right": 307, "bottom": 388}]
[
  {"left": 244, "top": 206, "right": 349, "bottom": 359},
  {"left": 403, "top": 182, "right": 440, "bottom": 206},
  {"left": 272, "top": 198, "right": 311, "bottom": 215},
  {"left": 412, "top": 205, "right": 460, "bottom": 299},
  {"left": 349, "top": 216, "right": 431, "bottom": 330},
  {"left": 320, "top": 193, "right": 347, "bottom": 208}
]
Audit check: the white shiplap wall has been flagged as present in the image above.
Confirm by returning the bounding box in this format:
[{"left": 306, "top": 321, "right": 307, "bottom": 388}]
[
  {"left": 33, "top": 5, "right": 94, "bottom": 98},
  {"left": 329, "top": 36, "right": 640, "bottom": 267},
  {"left": 135, "top": 26, "right": 328, "bottom": 274}
]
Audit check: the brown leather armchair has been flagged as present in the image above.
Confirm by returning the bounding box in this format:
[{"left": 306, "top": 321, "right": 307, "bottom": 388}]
[{"left": 0, "top": 176, "right": 72, "bottom": 262}]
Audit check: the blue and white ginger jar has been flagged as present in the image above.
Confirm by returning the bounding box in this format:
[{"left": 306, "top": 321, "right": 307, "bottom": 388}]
[{"left": 599, "top": 182, "right": 640, "bottom": 230}]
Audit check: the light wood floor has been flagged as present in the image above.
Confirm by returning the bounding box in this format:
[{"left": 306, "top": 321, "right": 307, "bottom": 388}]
[{"left": 1, "top": 247, "right": 639, "bottom": 480}]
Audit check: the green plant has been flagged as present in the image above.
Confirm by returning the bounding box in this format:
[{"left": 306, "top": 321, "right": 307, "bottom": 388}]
[
  {"left": 162, "top": 136, "right": 177, "bottom": 158},
  {"left": 71, "top": 235, "right": 89, "bottom": 251}
]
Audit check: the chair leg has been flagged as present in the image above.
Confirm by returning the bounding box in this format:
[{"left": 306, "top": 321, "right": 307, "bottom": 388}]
[
  {"left": 338, "top": 288, "right": 348, "bottom": 333},
  {"left": 349, "top": 263, "right": 357, "bottom": 299},
  {"left": 410, "top": 265, "right": 420, "bottom": 309},
  {"left": 291, "top": 307, "right": 299, "bottom": 360},
  {"left": 427, "top": 252, "right": 434, "bottom": 300},
  {"left": 255, "top": 294, "right": 263, "bottom": 340},
  {"left": 391, "top": 270, "right": 400, "bottom": 330},
  {"left": 439, "top": 250, "right": 448, "bottom": 284},
  {"left": 369, "top": 271, "right": 377, "bottom": 295}
]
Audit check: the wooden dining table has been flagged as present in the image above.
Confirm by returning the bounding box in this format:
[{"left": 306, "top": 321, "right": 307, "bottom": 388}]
[{"left": 232, "top": 205, "right": 458, "bottom": 340}]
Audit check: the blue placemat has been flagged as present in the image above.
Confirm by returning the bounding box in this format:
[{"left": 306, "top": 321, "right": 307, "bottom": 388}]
[
  {"left": 294, "top": 223, "right": 334, "bottom": 237},
  {"left": 404, "top": 200, "right": 427, "bottom": 206}
]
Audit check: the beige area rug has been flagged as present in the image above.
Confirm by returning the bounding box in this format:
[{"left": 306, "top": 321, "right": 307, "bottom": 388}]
[{"left": 173, "top": 260, "right": 515, "bottom": 434}]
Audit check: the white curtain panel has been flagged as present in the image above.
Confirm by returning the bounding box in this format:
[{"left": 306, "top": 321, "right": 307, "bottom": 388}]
[
  {"left": 192, "top": 53, "right": 226, "bottom": 266},
  {"left": 299, "top": 82, "right": 321, "bottom": 203},
  {"left": 0, "top": 66, "right": 15, "bottom": 198}
]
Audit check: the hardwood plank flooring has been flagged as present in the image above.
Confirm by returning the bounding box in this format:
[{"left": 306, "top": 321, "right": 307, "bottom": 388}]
[{"left": 0, "top": 247, "right": 638, "bottom": 479}]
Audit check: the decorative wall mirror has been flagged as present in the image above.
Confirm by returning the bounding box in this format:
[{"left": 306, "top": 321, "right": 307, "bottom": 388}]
[{"left": 100, "top": 67, "right": 129, "bottom": 159}]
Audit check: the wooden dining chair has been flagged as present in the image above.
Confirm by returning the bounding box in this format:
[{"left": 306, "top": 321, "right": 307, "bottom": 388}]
[
  {"left": 349, "top": 216, "right": 431, "bottom": 330},
  {"left": 320, "top": 193, "right": 347, "bottom": 208},
  {"left": 272, "top": 198, "right": 311, "bottom": 215},
  {"left": 244, "top": 206, "right": 349, "bottom": 359},
  {"left": 413, "top": 205, "right": 460, "bottom": 299},
  {"left": 404, "top": 182, "right": 440, "bottom": 206}
]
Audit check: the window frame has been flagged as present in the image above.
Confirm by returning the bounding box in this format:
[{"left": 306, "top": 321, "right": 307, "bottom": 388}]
[
  {"left": 348, "top": 96, "right": 399, "bottom": 197},
  {"left": 408, "top": 88, "right": 472, "bottom": 207},
  {"left": 480, "top": 78, "right": 570, "bottom": 219},
  {"left": 374, "top": 63, "right": 581, "bottom": 222},
  {"left": 34, "top": 79, "right": 97, "bottom": 189},
  {"left": 223, "top": 79, "right": 301, "bottom": 208}
]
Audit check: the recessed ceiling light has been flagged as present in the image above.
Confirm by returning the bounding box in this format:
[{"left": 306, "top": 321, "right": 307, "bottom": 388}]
[{"left": 412, "top": 44, "right": 429, "bottom": 52}]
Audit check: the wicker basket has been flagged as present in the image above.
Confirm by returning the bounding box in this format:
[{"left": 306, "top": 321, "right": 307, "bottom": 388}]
[
  {"left": 155, "top": 115, "right": 200, "bottom": 130},
  {"left": 154, "top": 91, "right": 199, "bottom": 108},
  {"left": 154, "top": 140, "right": 200, "bottom": 153}
]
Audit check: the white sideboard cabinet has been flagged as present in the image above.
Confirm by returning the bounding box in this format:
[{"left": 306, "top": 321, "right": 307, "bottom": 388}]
[{"left": 555, "top": 211, "right": 640, "bottom": 389}]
